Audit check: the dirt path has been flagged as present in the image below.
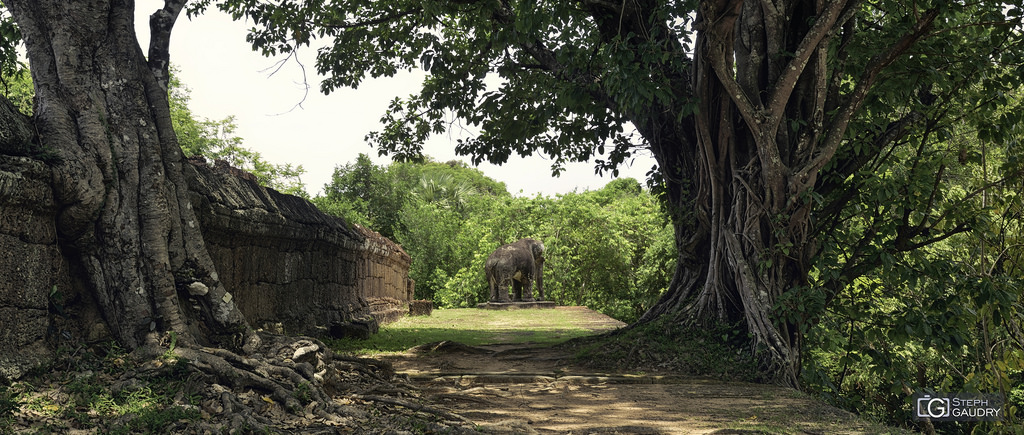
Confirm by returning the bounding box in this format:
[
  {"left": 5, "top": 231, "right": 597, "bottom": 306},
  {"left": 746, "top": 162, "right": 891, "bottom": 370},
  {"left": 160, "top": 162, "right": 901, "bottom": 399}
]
[{"left": 382, "top": 307, "right": 898, "bottom": 434}]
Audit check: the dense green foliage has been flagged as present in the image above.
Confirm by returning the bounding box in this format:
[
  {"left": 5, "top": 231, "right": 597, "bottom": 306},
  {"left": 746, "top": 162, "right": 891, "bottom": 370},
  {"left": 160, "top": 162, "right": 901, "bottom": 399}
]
[
  {"left": 168, "top": 71, "right": 308, "bottom": 197},
  {"left": 0, "top": 6, "right": 22, "bottom": 94},
  {"left": 314, "top": 154, "right": 675, "bottom": 323},
  {"left": 802, "top": 85, "right": 1024, "bottom": 427},
  {"left": 0, "top": 68, "right": 29, "bottom": 115},
  {"left": 0, "top": 8, "right": 29, "bottom": 117},
  {"left": 783, "top": 16, "right": 1024, "bottom": 425}
]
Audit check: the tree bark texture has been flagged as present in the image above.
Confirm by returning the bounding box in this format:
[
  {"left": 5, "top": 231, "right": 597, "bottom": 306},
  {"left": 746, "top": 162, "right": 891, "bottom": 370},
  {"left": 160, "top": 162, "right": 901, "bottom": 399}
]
[
  {"left": 585, "top": 0, "right": 938, "bottom": 386},
  {"left": 5, "top": 0, "right": 254, "bottom": 351}
]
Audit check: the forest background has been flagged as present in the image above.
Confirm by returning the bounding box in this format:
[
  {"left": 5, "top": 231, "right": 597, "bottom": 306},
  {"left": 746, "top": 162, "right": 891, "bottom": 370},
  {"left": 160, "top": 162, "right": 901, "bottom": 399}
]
[
  {"left": 10, "top": 67, "right": 1022, "bottom": 429},
  {"left": 169, "top": 72, "right": 1024, "bottom": 428},
  {"left": 3, "top": 1, "right": 1024, "bottom": 431}
]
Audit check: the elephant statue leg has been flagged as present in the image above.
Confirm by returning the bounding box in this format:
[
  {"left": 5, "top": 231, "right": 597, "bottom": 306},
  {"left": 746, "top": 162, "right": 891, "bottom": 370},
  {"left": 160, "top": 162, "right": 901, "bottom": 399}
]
[
  {"left": 516, "top": 273, "right": 536, "bottom": 302},
  {"left": 491, "top": 274, "right": 511, "bottom": 303},
  {"left": 498, "top": 276, "right": 513, "bottom": 302},
  {"left": 535, "top": 260, "right": 544, "bottom": 301},
  {"left": 486, "top": 255, "right": 511, "bottom": 303},
  {"left": 493, "top": 285, "right": 507, "bottom": 302},
  {"left": 487, "top": 268, "right": 499, "bottom": 302}
]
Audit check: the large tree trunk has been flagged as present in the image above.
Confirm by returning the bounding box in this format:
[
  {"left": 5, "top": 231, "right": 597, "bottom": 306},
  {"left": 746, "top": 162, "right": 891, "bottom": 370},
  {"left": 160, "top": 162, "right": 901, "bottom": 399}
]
[
  {"left": 3, "top": 1, "right": 491, "bottom": 430},
  {"left": 6, "top": 0, "right": 254, "bottom": 351},
  {"left": 620, "top": 0, "right": 938, "bottom": 387}
]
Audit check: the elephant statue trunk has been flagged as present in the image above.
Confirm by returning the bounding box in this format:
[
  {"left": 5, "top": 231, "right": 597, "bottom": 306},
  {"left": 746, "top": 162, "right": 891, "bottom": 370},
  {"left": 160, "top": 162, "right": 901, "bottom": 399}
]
[{"left": 485, "top": 238, "right": 545, "bottom": 303}]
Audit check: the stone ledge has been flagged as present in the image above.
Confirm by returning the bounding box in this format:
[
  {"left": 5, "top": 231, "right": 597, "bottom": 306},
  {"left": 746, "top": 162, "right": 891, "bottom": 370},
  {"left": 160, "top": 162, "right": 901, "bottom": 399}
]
[
  {"left": 409, "top": 300, "right": 434, "bottom": 316},
  {"left": 372, "top": 308, "right": 407, "bottom": 325},
  {"left": 476, "top": 301, "right": 557, "bottom": 310}
]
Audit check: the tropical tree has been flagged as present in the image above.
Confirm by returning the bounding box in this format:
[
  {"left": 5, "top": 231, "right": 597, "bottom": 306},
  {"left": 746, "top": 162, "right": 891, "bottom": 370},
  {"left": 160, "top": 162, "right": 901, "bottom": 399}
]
[
  {"left": 2, "top": 0, "right": 253, "bottom": 350},
  {"left": 0, "top": 1, "right": 355, "bottom": 420},
  {"left": 207, "top": 0, "right": 1024, "bottom": 385},
  {"left": 412, "top": 171, "right": 477, "bottom": 211},
  {"left": 315, "top": 153, "right": 417, "bottom": 239},
  {"left": 801, "top": 87, "right": 1024, "bottom": 425}
]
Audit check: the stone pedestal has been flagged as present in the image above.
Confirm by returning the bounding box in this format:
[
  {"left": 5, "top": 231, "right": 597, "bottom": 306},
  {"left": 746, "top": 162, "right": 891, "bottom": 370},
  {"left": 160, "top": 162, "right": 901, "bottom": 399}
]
[
  {"left": 476, "top": 301, "right": 557, "bottom": 310},
  {"left": 409, "top": 300, "right": 434, "bottom": 316}
]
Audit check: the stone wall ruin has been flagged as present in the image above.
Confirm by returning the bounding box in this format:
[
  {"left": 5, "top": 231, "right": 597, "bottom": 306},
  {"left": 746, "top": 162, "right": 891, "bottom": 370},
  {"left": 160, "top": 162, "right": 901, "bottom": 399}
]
[
  {"left": 1, "top": 96, "right": 413, "bottom": 380},
  {"left": 187, "top": 157, "right": 414, "bottom": 336}
]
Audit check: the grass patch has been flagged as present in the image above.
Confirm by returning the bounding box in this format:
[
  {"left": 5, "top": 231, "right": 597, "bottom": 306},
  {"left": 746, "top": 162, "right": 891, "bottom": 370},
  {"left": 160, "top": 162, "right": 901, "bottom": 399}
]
[
  {"left": 566, "top": 316, "right": 763, "bottom": 381},
  {"left": 2, "top": 342, "right": 202, "bottom": 434},
  {"left": 107, "top": 405, "right": 202, "bottom": 435},
  {"left": 0, "top": 385, "right": 19, "bottom": 430},
  {"left": 329, "top": 308, "right": 608, "bottom": 354}
]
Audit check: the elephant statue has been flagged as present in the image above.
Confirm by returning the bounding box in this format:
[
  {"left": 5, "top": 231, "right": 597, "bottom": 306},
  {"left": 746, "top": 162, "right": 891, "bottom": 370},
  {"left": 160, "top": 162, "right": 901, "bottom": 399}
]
[{"left": 485, "top": 238, "right": 545, "bottom": 303}]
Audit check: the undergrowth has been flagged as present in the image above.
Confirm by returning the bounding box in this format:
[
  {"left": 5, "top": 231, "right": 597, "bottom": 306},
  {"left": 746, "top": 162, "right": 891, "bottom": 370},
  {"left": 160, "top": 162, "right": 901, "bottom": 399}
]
[
  {"left": 565, "top": 316, "right": 763, "bottom": 382},
  {"left": 0, "top": 342, "right": 201, "bottom": 434},
  {"left": 1, "top": 338, "right": 471, "bottom": 434}
]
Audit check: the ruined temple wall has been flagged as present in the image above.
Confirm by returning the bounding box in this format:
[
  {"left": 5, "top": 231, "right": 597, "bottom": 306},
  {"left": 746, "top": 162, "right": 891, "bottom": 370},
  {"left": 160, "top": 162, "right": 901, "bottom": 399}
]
[
  {"left": 0, "top": 138, "right": 413, "bottom": 380},
  {"left": 185, "top": 159, "right": 413, "bottom": 332},
  {"left": 0, "top": 156, "right": 68, "bottom": 382},
  {"left": 0, "top": 97, "right": 71, "bottom": 381},
  {"left": 351, "top": 224, "right": 414, "bottom": 324},
  {"left": 1, "top": 92, "right": 417, "bottom": 381}
]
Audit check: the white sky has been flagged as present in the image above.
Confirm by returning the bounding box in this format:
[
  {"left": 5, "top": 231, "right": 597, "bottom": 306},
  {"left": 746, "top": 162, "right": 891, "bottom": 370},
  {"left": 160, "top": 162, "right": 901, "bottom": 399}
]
[{"left": 132, "top": 3, "right": 657, "bottom": 197}]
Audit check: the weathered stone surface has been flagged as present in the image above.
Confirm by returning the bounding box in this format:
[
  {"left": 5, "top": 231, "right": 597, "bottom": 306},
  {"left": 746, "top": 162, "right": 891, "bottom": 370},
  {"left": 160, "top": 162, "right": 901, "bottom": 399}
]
[
  {"left": 1, "top": 150, "right": 414, "bottom": 381},
  {"left": 0, "top": 155, "right": 66, "bottom": 382},
  {"left": 188, "top": 281, "right": 210, "bottom": 296},
  {"left": 328, "top": 316, "right": 379, "bottom": 340},
  {"left": 409, "top": 300, "right": 434, "bottom": 316},
  {"left": 366, "top": 296, "right": 407, "bottom": 324},
  {"left": 185, "top": 158, "right": 412, "bottom": 336}
]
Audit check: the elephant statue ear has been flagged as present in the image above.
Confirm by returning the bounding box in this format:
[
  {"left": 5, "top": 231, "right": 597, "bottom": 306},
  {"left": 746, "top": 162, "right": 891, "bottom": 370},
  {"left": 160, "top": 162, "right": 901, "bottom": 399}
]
[{"left": 533, "top": 241, "right": 545, "bottom": 259}]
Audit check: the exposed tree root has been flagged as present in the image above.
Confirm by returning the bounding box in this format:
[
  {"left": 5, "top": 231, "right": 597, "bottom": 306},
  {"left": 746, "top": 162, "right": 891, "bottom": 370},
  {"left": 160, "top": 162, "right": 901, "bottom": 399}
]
[
  {"left": 411, "top": 340, "right": 495, "bottom": 355},
  {"left": 125, "top": 331, "right": 481, "bottom": 433}
]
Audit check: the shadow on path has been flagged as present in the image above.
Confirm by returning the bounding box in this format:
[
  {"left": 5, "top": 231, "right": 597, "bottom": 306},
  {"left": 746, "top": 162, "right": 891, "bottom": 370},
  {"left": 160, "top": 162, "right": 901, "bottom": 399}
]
[{"left": 381, "top": 307, "right": 892, "bottom": 434}]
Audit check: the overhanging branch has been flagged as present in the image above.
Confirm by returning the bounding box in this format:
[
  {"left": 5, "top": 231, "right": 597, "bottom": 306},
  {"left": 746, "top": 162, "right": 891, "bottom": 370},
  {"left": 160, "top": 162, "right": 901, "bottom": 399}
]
[
  {"left": 315, "top": 7, "right": 423, "bottom": 30},
  {"left": 491, "top": 1, "right": 563, "bottom": 75},
  {"left": 148, "top": 0, "right": 187, "bottom": 91},
  {"left": 796, "top": 7, "right": 940, "bottom": 186},
  {"left": 765, "top": 0, "right": 849, "bottom": 138}
]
